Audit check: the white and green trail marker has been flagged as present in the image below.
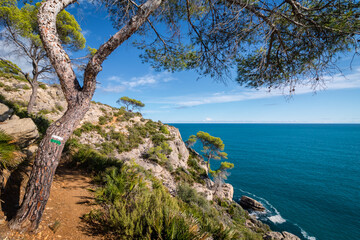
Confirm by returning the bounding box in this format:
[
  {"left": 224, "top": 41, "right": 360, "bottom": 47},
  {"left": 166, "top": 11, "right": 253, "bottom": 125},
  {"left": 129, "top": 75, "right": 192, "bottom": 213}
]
[{"left": 50, "top": 135, "right": 63, "bottom": 146}]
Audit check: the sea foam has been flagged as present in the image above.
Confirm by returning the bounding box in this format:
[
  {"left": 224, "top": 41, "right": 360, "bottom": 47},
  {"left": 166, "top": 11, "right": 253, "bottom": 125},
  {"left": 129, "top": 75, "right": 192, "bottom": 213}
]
[
  {"left": 268, "top": 214, "right": 286, "bottom": 224},
  {"left": 296, "top": 224, "right": 317, "bottom": 240}
]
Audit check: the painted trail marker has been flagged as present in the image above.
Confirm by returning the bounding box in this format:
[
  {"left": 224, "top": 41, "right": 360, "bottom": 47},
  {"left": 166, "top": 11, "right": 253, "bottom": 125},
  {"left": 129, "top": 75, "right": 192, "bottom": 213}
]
[{"left": 50, "top": 135, "right": 63, "bottom": 146}]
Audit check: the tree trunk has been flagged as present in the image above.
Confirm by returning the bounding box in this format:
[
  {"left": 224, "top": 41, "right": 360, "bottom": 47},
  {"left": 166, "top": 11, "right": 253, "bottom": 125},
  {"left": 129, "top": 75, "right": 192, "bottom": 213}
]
[
  {"left": 7, "top": 0, "right": 162, "bottom": 233},
  {"left": 27, "top": 79, "right": 38, "bottom": 114},
  {"left": 8, "top": 99, "right": 91, "bottom": 232}
]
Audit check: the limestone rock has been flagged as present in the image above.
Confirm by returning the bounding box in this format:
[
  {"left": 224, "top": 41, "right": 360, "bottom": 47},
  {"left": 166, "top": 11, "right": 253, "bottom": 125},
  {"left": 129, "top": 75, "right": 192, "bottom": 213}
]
[
  {"left": 0, "top": 118, "right": 39, "bottom": 147},
  {"left": 282, "top": 232, "right": 301, "bottom": 240},
  {"left": 215, "top": 183, "right": 234, "bottom": 200},
  {"left": 10, "top": 114, "right": 20, "bottom": 120},
  {"left": 263, "top": 231, "right": 301, "bottom": 240},
  {"left": 0, "top": 103, "right": 13, "bottom": 122},
  {"left": 263, "top": 232, "right": 285, "bottom": 240},
  {"left": 239, "top": 195, "right": 266, "bottom": 212}
]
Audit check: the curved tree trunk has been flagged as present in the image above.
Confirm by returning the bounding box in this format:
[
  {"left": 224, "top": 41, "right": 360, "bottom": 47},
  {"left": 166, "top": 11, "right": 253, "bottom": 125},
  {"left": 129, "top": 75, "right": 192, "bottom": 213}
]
[
  {"left": 8, "top": 99, "right": 92, "bottom": 232},
  {"left": 8, "top": 0, "right": 162, "bottom": 233},
  {"left": 27, "top": 79, "right": 38, "bottom": 114}
]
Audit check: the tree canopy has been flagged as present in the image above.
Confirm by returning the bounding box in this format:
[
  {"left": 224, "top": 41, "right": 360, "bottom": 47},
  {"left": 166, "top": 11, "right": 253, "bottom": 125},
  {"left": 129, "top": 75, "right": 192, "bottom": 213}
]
[
  {"left": 193, "top": 131, "right": 233, "bottom": 178},
  {"left": 0, "top": 0, "right": 86, "bottom": 112},
  {"left": 8, "top": 0, "right": 360, "bottom": 232},
  {"left": 116, "top": 96, "right": 145, "bottom": 111},
  {"left": 106, "top": 0, "right": 360, "bottom": 92}
]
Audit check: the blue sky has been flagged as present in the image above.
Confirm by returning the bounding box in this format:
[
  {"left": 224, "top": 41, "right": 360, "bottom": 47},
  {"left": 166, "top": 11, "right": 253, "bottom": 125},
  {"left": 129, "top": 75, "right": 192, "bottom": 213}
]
[{"left": 2, "top": 2, "right": 360, "bottom": 123}]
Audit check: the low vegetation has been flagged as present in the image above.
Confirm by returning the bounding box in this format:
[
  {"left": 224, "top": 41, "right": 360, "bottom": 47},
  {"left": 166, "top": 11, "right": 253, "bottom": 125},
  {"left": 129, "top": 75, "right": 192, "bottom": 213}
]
[{"left": 0, "top": 131, "right": 20, "bottom": 169}]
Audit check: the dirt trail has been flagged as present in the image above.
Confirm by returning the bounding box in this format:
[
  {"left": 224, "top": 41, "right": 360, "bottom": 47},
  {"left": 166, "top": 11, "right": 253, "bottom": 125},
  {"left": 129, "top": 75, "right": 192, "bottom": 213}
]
[{"left": 0, "top": 167, "right": 102, "bottom": 240}]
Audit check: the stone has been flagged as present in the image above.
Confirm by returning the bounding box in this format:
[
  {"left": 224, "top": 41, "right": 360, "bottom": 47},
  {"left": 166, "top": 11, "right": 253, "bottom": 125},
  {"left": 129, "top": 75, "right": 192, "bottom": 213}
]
[
  {"left": 263, "top": 232, "right": 285, "bottom": 240},
  {"left": 263, "top": 231, "right": 301, "bottom": 240},
  {"left": 282, "top": 232, "right": 301, "bottom": 240},
  {"left": 0, "top": 118, "right": 39, "bottom": 147},
  {"left": 239, "top": 195, "right": 266, "bottom": 212},
  {"left": 0, "top": 103, "right": 13, "bottom": 122},
  {"left": 215, "top": 183, "right": 234, "bottom": 200},
  {"left": 10, "top": 114, "right": 20, "bottom": 120}
]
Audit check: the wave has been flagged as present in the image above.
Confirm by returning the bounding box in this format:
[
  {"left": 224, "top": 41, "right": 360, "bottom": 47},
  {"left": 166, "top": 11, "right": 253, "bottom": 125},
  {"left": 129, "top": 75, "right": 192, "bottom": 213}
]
[
  {"left": 235, "top": 187, "right": 286, "bottom": 224},
  {"left": 268, "top": 214, "right": 286, "bottom": 224},
  {"left": 295, "top": 224, "right": 317, "bottom": 240},
  {"left": 235, "top": 187, "right": 317, "bottom": 240}
]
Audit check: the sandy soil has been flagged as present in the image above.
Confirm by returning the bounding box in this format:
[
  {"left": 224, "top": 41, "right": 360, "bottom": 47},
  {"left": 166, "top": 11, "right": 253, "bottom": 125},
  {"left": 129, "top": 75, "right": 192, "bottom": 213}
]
[{"left": 0, "top": 167, "right": 103, "bottom": 240}]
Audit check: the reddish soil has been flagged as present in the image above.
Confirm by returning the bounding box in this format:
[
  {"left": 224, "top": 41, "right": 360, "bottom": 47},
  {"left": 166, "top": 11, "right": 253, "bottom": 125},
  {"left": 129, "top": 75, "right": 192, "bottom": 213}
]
[{"left": 0, "top": 167, "right": 102, "bottom": 240}]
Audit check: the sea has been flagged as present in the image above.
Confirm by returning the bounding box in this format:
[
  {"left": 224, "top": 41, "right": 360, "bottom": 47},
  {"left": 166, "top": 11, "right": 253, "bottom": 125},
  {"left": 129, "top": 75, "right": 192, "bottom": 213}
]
[{"left": 171, "top": 123, "right": 360, "bottom": 240}]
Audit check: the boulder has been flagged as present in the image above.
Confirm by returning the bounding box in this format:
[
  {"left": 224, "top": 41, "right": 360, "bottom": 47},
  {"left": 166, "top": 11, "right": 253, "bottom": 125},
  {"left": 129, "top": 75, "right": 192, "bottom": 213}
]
[
  {"left": 215, "top": 183, "right": 234, "bottom": 200},
  {"left": 0, "top": 118, "right": 39, "bottom": 147},
  {"left": 239, "top": 195, "right": 266, "bottom": 212},
  {"left": 263, "top": 231, "right": 301, "bottom": 240},
  {"left": 0, "top": 103, "right": 13, "bottom": 122}
]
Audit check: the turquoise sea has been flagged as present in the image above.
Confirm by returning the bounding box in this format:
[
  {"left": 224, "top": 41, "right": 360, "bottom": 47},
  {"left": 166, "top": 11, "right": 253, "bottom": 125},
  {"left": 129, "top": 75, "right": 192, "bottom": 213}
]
[{"left": 171, "top": 124, "right": 360, "bottom": 240}]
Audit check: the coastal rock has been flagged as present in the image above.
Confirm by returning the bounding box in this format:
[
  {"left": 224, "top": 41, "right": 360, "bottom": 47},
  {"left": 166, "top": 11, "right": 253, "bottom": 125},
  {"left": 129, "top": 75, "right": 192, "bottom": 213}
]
[
  {"left": 0, "top": 103, "right": 13, "bottom": 122},
  {"left": 215, "top": 183, "right": 234, "bottom": 200},
  {"left": 0, "top": 118, "right": 39, "bottom": 147},
  {"left": 263, "top": 231, "right": 301, "bottom": 240},
  {"left": 239, "top": 195, "right": 266, "bottom": 212}
]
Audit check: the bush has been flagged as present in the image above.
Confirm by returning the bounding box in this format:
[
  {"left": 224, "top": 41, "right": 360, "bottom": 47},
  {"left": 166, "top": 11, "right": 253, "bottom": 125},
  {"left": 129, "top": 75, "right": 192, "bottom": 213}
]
[
  {"left": 39, "top": 84, "right": 47, "bottom": 89},
  {"left": 160, "top": 125, "right": 170, "bottom": 135},
  {"left": 146, "top": 142, "right": 172, "bottom": 164},
  {"left": 0, "top": 131, "right": 20, "bottom": 169},
  {"left": 84, "top": 166, "right": 207, "bottom": 239},
  {"left": 55, "top": 104, "right": 64, "bottom": 112}
]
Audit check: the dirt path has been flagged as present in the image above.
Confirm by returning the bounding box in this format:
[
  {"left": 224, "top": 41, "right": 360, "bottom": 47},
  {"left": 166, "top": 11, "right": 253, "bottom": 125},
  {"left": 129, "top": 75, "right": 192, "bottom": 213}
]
[{"left": 0, "top": 167, "right": 102, "bottom": 240}]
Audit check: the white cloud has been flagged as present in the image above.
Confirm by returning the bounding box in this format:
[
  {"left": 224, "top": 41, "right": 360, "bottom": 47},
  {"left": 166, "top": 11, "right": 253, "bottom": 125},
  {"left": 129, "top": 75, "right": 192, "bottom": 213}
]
[
  {"left": 98, "top": 84, "right": 126, "bottom": 93},
  {"left": 0, "top": 38, "right": 33, "bottom": 74},
  {"left": 204, "top": 117, "right": 212, "bottom": 122},
  {"left": 150, "top": 68, "right": 360, "bottom": 108},
  {"left": 99, "top": 72, "right": 175, "bottom": 93}
]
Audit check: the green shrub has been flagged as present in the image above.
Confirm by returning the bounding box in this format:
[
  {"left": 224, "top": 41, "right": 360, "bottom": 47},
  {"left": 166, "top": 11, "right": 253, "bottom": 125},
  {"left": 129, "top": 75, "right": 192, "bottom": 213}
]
[
  {"left": 146, "top": 142, "right": 172, "bottom": 164},
  {"left": 22, "top": 85, "right": 31, "bottom": 90},
  {"left": 38, "top": 109, "right": 51, "bottom": 115},
  {"left": 0, "top": 131, "right": 20, "bottom": 169},
  {"left": 160, "top": 125, "right": 170, "bottom": 135},
  {"left": 4, "top": 85, "right": 17, "bottom": 92},
  {"left": 98, "top": 115, "right": 112, "bottom": 125},
  {"left": 39, "top": 84, "right": 47, "bottom": 89},
  {"left": 55, "top": 104, "right": 64, "bottom": 112},
  {"left": 84, "top": 166, "right": 207, "bottom": 239}
]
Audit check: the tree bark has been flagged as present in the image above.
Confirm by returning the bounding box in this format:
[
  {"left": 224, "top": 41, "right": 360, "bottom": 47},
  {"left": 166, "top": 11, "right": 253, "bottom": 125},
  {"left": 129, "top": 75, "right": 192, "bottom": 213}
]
[
  {"left": 8, "top": 101, "right": 91, "bottom": 232},
  {"left": 27, "top": 76, "right": 38, "bottom": 114},
  {"left": 8, "top": 0, "right": 162, "bottom": 233}
]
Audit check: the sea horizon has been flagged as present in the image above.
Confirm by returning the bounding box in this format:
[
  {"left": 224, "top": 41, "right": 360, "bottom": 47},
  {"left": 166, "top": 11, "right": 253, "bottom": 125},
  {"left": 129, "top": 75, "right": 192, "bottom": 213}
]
[{"left": 172, "top": 123, "right": 360, "bottom": 240}]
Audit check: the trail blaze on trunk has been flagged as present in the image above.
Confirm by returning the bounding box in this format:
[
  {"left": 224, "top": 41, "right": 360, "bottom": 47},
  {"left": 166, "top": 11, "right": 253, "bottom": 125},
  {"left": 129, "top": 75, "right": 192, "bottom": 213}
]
[{"left": 8, "top": 0, "right": 162, "bottom": 232}]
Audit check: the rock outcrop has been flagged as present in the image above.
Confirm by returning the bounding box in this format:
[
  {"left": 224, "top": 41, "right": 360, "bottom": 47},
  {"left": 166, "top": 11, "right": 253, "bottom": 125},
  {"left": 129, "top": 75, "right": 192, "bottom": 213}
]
[
  {"left": 263, "top": 231, "right": 301, "bottom": 240},
  {"left": 0, "top": 118, "right": 39, "bottom": 147},
  {"left": 239, "top": 195, "right": 266, "bottom": 212},
  {"left": 0, "top": 103, "right": 13, "bottom": 122}
]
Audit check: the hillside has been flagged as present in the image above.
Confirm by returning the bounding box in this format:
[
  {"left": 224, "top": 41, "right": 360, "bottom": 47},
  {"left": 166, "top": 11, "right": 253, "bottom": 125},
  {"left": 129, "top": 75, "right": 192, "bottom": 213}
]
[{"left": 0, "top": 72, "right": 300, "bottom": 240}]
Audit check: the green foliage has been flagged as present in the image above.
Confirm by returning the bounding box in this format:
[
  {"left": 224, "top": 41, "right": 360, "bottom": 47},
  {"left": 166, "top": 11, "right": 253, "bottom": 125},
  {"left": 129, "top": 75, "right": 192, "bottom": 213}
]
[
  {"left": 71, "top": 147, "right": 123, "bottom": 173},
  {"left": 0, "top": 59, "right": 26, "bottom": 81},
  {"left": 160, "top": 125, "right": 170, "bottom": 135},
  {"left": 85, "top": 165, "right": 207, "bottom": 240},
  {"left": 146, "top": 142, "right": 172, "bottom": 164},
  {"left": 73, "top": 122, "right": 105, "bottom": 138},
  {"left": 0, "top": 0, "right": 85, "bottom": 51},
  {"left": 186, "top": 134, "right": 197, "bottom": 148},
  {"left": 55, "top": 104, "right": 64, "bottom": 112},
  {"left": 116, "top": 96, "right": 145, "bottom": 112},
  {"left": 39, "top": 84, "right": 47, "bottom": 90},
  {"left": 98, "top": 115, "right": 112, "bottom": 125},
  {"left": 0, "top": 131, "right": 20, "bottom": 169}
]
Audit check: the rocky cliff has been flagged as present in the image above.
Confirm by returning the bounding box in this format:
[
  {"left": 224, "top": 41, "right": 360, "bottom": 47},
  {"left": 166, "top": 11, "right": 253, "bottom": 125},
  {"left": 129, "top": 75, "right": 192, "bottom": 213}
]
[{"left": 0, "top": 75, "right": 300, "bottom": 240}]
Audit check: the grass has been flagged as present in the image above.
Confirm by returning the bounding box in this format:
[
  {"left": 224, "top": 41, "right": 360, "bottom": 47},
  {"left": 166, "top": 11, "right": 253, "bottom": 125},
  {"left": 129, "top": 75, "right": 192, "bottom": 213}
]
[{"left": 0, "top": 131, "right": 20, "bottom": 170}]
